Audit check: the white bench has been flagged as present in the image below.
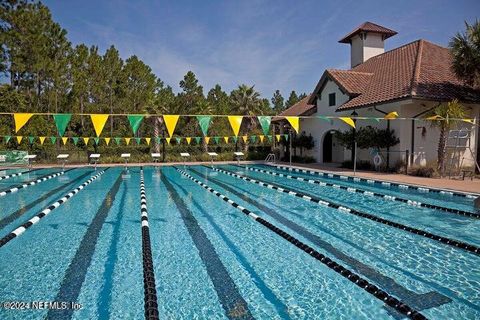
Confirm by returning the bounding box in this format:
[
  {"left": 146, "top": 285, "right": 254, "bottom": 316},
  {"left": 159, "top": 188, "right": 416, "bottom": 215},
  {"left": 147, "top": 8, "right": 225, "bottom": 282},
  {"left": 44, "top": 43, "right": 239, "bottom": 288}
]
[
  {"left": 57, "top": 154, "right": 69, "bottom": 171},
  {"left": 89, "top": 153, "right": 101, "bottom": 169},
  {"left": 234, "top": 152, "right": 244, "bottom": 164},
  {"left": 24, "top": 154, "right": 37, "bottom": 167}
]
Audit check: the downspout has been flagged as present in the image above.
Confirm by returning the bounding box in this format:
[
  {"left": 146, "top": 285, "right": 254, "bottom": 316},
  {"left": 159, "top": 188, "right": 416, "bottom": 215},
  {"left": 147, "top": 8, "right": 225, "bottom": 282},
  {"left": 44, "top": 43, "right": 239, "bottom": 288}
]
[
  {"left": 410, "top": 103, "right": 439, "bottom": 165},
  {"left": 373, "top": 106, "right": 391, "bottom": 169}
]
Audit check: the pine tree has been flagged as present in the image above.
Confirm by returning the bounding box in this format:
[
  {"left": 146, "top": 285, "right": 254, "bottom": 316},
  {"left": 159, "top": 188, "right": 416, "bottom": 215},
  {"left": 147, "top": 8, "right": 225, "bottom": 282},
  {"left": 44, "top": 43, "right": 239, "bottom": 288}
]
[{"left": 271, "top": 89, "right": 284, "bottom": 114}]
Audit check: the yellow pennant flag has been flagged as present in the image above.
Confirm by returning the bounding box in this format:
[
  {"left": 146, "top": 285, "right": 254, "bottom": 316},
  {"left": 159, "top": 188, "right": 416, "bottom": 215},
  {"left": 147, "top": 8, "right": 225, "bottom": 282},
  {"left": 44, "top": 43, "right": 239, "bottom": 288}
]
[
  {"left": 163, "top": 115, "right": 179, "bottom": 137},
  {"left": 205, "top": 137, "right": 210, "bottom": 144},
  {"left": 14, "top": 113, "right": 34, "bottom": 133},
  {"left": 90, "top": 114, "right": 109, "bottom": 137},
  {"left": 125, "top": 137, "right": 131, "bottom": 145},
  {"left": 259, "top": 135, "right": 265, "bottom": 143},
  {"left": 186, "top": 137, "right": 191, "bottom": 145},
  {"left": 223, "top": 136, "right": 229, "bottom": 143},
  {"left": 285, "top": 116, "right": 299, "bottom": 133},
  {"left": 83, "top": 137, "right": 90, "bottom": 145},
  {"left": 62, "top": 137, "right": 68, "bottom": 145},
  {"left": 165, "top": 137, "right": 171, "bottom": 145},
  {"left": 339, "top": 117, "right": 356, "bottom": 129},
  {"left": 242, "top": 135, "right": 248, "bottom": 143},
  {"left": 275, "top": 134, "right": 281, "bottom": 142},
  {"left": 39, "top": 136, "right": 46, "bottom": 145},
  {"left": 228, "top": 116, "right": 243, "bottom": 136},
  {"left": 462, "top": 119, "right": 475, "bottom": 124},
  {"left": 104, "top": 137, "right": 111, "bottom": 145},
  {"left": 145, "top": 137, "right": 151, "bottom": 145},
  {"left": 16, "top": 136, "right": 23, "bottom": 144},
  {"left": 384, "top": 111, "right": 399, "bottom": 120},
  {"left": 426, "top": 115, "right": 443, "bottom": 121}
]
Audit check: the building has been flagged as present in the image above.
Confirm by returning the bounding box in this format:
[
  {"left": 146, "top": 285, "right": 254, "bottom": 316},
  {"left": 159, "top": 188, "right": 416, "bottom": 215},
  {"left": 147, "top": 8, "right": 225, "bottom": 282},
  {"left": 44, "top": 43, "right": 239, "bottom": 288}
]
[{"left": 279, "top": 22, "right": 480, "bottom": 169}]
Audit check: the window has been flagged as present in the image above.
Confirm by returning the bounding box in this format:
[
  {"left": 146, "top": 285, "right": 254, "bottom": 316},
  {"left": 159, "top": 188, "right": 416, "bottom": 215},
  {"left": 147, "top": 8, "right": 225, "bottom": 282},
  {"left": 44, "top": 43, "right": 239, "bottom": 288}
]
[{"left": 328, "top": 93, "right": 336, "bottom": 106}]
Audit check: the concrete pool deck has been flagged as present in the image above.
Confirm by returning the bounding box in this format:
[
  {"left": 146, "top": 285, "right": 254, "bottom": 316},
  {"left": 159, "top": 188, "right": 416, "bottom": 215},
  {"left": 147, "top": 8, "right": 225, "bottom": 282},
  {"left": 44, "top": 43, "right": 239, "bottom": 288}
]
[{"left": 2, "top": 160, "right": 478, "bottom": 195}]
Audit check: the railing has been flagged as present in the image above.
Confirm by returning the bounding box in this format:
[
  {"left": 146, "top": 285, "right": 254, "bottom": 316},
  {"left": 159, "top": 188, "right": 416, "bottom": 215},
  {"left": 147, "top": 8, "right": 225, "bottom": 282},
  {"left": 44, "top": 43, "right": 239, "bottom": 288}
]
[{"left": 265, "top": 153, "right": 276, "bottom": 164}]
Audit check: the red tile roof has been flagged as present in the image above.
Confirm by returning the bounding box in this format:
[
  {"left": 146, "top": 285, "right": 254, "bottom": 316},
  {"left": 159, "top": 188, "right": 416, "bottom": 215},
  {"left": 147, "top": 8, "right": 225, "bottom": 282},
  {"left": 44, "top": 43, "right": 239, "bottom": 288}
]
[
  {"left": 339, "top": 22, "right": 397, "bottom": 43},
  {"left": 279, "top": 94, "right": 315, "bottom": 116},
  {"left": 327, "top": 70, "right": 373, "bottom": 96}
]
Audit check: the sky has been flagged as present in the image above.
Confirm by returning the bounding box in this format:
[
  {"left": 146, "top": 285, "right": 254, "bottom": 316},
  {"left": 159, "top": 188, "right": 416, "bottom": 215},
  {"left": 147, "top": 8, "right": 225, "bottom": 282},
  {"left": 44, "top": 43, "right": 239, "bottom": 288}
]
[{"left": 44, "top": 0, "right": 480, "bottom": 99}]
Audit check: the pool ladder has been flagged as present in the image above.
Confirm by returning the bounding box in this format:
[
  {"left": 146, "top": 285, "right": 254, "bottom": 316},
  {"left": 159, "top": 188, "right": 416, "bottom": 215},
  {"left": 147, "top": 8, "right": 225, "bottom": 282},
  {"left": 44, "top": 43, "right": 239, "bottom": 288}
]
[{"left": 265, "top": 153, "right": 276, "bottom": 164}]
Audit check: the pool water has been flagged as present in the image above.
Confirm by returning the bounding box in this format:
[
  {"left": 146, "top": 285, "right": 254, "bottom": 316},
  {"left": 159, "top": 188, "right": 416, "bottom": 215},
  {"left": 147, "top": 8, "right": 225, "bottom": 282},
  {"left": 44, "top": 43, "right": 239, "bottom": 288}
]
[{"left": 0, "top": 165, "right": 479, "bottom": 319}]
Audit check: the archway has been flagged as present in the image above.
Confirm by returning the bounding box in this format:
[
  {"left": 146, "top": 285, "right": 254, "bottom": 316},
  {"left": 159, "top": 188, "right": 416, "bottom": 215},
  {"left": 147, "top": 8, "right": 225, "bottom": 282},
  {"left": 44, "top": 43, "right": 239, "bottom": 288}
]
[{"left": 322, "top": 130, "right": 342, "bottom": 163}]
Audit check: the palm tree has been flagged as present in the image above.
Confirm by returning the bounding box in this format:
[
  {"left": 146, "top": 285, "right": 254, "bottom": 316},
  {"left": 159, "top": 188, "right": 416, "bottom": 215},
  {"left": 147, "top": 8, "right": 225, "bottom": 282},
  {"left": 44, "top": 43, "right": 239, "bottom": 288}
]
[
  {"left": 425, "top": 99, "right": 466, "bottom": 173},
  {"left": 449, "top": 20, "right": 480, "bottom": 88},
  {"left": 230, "top": 84, "right": 263, "bottom": 151}
]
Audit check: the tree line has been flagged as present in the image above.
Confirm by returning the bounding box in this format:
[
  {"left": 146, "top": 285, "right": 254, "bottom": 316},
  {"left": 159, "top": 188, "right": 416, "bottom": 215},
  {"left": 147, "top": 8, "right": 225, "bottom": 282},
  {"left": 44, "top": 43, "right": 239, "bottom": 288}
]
[{"left": 0, "top": 1, "right": 306, "bottom": 141}]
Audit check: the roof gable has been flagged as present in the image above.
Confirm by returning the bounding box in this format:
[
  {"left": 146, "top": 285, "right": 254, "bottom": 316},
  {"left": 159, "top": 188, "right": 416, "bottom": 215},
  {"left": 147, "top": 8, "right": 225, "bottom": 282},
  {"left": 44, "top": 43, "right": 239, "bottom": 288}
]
[
  {"left": 279, "top": 94, "right": 316, "bottom": 116},
  {"left": 339, "top": 22, "right": 397, "bottom": 43}
]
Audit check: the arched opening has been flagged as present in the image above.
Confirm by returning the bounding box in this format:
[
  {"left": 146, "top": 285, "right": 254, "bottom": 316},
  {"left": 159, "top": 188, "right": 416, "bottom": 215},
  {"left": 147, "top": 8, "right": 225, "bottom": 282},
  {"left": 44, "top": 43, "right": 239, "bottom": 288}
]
[{"left": 323, "top": 130, "right": 342, "bottom": 163}]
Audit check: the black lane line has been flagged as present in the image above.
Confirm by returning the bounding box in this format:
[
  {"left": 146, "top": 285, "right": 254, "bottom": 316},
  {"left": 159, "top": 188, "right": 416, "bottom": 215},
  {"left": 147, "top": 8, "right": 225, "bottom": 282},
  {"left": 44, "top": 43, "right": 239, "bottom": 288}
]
[
  {"left": 0, "top": 168, "right": 75, "bottom": 195},
  {"left": 140, "top": 170, "right": 160, "bottom": 320},
  {"left": 171, "top": 173, "right": 290, "bottom": 319},
  {"left": 0, "top": 168, "right": 40, "bottom": 180},
  {"left": 0, "top": 170, "right": 93, "bottom": 230},
  {"left": 160, "top": 172, "right": 254, "bottom": 320},
  {"left": 97, "top": 180, "right": 127, "bottom": 319},
  {"left": 270, "top": 164, "right": 478, "bottom": 199},
  {"left": 235, "top": 165, "right": 479, "bottom": 218},
  {"left": 214, "top": 166, "right": 480, "bottom": 256},
  {"left": 0, "top": 169, "right": 108, "bottom": 248},
  {"left": 189, "top": 167, "right": 450, "bottom": 314},
  {"left": 176, "top": 168, "right": 428, "bottom": 320},
  {"left": 47, "top": 172, "right": 123, "bottom": 320}
]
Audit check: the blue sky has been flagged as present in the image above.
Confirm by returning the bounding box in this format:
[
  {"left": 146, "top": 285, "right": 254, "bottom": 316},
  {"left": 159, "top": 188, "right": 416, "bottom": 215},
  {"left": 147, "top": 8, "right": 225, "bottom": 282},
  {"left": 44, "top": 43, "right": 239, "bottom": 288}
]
[{"left": 45, "top": 0, "right": 480, "bottom": 99}]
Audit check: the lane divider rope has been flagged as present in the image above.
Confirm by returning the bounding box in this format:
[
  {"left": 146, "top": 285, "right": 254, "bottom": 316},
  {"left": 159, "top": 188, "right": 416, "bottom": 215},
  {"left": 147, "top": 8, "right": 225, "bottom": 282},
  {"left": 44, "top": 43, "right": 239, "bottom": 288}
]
[
  {"left": 176, "top": 168, "right": 427, "bottom": 320},
  {"left": 0, "top": 168, "right": 39, "bottom": 181},
  {"left": 241, "top": 166, "right": 479, "bottom": 218},
  {"left": 210, "top": 167, "right": 480, "bottom": 256},
  {"left": 273, "top": 165, "right": 479, "bottom": 199},
  {"left": 0, "top": 169, "right": 107, "bottom": 248},
  {"left": 140, "top": 169, "right": 160, "bottom": 320},
  {"left": 0, "top": 169, "right": 74, "bottom": 197}
]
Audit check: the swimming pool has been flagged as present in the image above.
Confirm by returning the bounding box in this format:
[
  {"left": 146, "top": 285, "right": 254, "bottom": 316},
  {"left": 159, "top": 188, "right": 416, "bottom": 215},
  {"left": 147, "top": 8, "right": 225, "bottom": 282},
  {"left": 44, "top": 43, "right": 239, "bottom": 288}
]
[{"left": 0, "top": 164, "right": 479, "bottom": 319}]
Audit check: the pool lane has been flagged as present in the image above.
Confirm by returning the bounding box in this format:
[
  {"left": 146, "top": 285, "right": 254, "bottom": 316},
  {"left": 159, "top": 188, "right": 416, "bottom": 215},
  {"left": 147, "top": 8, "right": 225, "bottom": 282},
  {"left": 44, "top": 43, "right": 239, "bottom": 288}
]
[
  {"left": 0, "top": 168, "right": 56, "bottom": 189},
  {"left": 190, "top": 166, "right": 480, "bottom": 319},
  {"left": 268, "top": 164, "right": 477, "bottom": 205},
  {"left": 238, "top": 165, "right": 478, "bottom": 218},
  {"left": 0, "top": 168, "right": 120, "bottom": 320},
  {"left": 0, "top": 168, "right": 39, "bottom": 181},
  {"left": 159, "top": 167, "right": 405, "bottom": 319}
]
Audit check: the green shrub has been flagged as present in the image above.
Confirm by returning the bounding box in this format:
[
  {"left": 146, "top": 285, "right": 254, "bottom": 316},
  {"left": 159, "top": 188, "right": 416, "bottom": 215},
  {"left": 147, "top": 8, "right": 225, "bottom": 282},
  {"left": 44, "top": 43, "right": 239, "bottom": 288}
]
[{"left": 408, "top": 166, "right": 436, "bottom": 178}]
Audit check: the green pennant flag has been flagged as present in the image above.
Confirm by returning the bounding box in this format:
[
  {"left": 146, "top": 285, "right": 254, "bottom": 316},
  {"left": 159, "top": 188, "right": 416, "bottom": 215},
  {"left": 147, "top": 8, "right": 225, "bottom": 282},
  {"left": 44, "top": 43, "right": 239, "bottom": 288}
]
[
  {"left": 318, "top": 116, "right": 333, "bottom": 125},
  {"left": 196, "top": 116, "right": 212, "bottom": 136},
  {"left": 50, "top": 136, "right": 57, "bottom": 144},
  {"left": 175, "top": 137, "right": 182, "bottom": 144},
  {"left": 372, "top": 118, "right": 382, "bottom": 122},
  {"left": 284, "top": 134, "right": 289, "bottom": 141},
  {"left": 232, "top": 136, "right": 238, "bottom": 143},
  {"left": 250, "top": 135, "right": 257, "bottom": 143},
  {"left": 53, "top": 114, "right": 72, "bottom": 136},
  {"left": 257, "top": 116, "right": 271, "bottom": 136},
  {"left": 94, "top": 137, "right": 100, "bottom": 145},
  {"left": 72, "top": 137, "right": 79, "bottom": 145},
  {"left": 135, "top": 137, "right": 141, "bottom": 145},
  {"left": 4, "top": 135, "right": 11, "bottom": 144},
  {"left": 114, "top": 137, "right": 121, "bottom": 145},
  {"left": 195, "top": 136, "right": 201, "bottom": 144},
  {"left": 267, "top": 135, "right": 272, "bottom": 142},
  {"left": 154, "top": 137, "right": 161, "bottom": 144},
  {"left": 213, "top": 136, "right": 220, "bottom": 144},
  {"left": 28, "top": 136, "right": 35, "bottom": 144},
  {"left": 128, "top": 115, "right": 144, "bottom": 135}
]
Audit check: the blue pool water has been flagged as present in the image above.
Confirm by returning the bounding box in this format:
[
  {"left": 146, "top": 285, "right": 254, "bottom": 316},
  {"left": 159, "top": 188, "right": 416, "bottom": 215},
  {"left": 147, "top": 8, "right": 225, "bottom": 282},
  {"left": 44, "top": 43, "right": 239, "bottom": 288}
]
[{"left": 0, "top": 165, "right": 479, "bottom": 319}]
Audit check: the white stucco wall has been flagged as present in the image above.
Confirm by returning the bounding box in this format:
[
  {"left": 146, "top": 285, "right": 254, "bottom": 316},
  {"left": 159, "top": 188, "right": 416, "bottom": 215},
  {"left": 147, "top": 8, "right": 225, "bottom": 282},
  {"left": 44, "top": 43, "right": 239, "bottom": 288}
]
[{"left": 350, "top": 33, "right": 385, "bottom": 67}]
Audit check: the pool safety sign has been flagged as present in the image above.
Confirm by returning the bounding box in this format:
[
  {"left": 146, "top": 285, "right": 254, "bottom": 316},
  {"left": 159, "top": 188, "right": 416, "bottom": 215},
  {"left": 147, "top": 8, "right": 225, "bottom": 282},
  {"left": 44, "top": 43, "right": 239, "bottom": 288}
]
[{"left": 0, "top": 151, "right": 28, "bottom": 166}]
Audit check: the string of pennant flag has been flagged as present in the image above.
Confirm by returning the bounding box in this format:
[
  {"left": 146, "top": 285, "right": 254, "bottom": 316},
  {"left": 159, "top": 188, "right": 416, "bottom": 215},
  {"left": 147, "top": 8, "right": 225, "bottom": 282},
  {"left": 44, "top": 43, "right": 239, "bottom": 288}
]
[
  {"left": 2, "top": 111, "right": 477, "bottom": 138},
  {"left": 2, "top": 134, "right": 289, "bottom": 146}
]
